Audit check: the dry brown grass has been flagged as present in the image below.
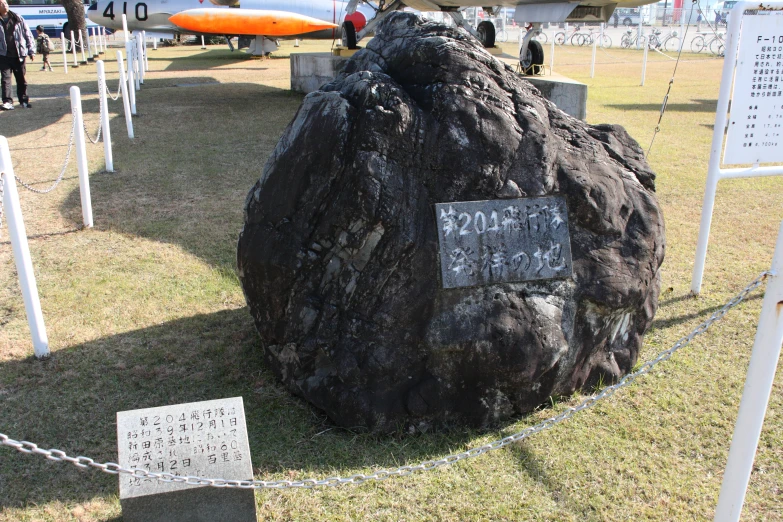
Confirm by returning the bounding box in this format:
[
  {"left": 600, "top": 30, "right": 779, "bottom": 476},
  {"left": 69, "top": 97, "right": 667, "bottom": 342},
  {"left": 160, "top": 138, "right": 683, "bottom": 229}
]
[{"left": 0, "top": 39, "right": 781, "bottom": 521}]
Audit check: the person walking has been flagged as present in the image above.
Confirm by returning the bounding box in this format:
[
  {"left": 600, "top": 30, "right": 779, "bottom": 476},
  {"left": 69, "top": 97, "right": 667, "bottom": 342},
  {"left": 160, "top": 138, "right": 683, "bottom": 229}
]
[
  {"left": 0, "top": 0, "right": 35, "bottom": 110},
  {"left": 35, "top": 25, "right": 52, "bottom": 72}
]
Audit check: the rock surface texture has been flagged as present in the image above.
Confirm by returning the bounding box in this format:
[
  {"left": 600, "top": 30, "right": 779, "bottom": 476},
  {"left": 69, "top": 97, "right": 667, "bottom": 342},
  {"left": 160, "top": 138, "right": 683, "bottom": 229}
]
[{"left": 238, "top": 13, "right": 665, "bottom": 432}]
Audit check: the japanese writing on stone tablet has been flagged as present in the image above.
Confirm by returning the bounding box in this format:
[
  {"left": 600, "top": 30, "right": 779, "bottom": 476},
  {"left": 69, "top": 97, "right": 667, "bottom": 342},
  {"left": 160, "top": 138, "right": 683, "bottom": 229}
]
[
  {"left": 117, "top": 397, "right": 253, "bottom": 499},
  {"left": 724, "top": 10, "right": 783, "bottom": 165},
  {"left": 435, "top": 196, "right": 573, "bottom": 289}
]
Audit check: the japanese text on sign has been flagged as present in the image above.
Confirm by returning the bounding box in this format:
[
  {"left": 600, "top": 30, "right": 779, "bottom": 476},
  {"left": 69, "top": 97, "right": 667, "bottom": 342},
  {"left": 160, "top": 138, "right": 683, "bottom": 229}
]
[
  {"left": 435, "top": 196, "right": 573, "bottom": 289},
  {"left": 724, "top": 10, "right": 783, "bottom": 165},
  {"left": 116, "top": 397, "right": 253, "bottom": 499}
]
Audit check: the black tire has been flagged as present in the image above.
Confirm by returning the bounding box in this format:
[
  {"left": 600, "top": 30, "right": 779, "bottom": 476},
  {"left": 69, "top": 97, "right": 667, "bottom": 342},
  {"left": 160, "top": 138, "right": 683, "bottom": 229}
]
[
  {"left": 554, "top": 32, "right": 565, "bottom": 45},
  {"left": 62, "top": 22, "right": 71, "bottom": 50},
  {"left": 477, "top": 21, "right": 495, "bottom": 48},
  {"left": 623, "top": 17, "right": 632, "bottom": 27},
  {"left": 341, "top": 21, "right": 357, "bottom": 49},
  {"left": 520, "top": 39, "right": 544, "bottom": 75}
]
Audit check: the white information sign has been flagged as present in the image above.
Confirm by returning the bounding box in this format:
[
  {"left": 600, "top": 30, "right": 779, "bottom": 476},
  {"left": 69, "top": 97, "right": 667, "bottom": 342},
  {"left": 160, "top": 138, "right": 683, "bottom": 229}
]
[{"left": 724, "top": 10, "right": 783, "bottom": 165}]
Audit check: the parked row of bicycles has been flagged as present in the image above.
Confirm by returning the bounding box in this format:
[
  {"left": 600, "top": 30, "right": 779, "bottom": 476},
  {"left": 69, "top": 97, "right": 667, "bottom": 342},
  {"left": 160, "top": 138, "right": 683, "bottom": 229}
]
[{"left": 496, "top": 25, "right": 725, "bottom": 56}]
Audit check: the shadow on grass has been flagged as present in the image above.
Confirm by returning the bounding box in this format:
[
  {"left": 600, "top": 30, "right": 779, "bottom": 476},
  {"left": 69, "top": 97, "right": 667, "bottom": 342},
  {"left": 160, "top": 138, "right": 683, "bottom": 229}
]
[
  {"left": 508, "top": 441, "right": 585, "bottom": 518},
  {"left": 606, "top": 98, "right": 717, "bottom": 112},
  {"left": 651, "top": 291, "right": 762, "bottom": 330},
  {"left": 58, "top": 82, "right": 304, "bottom": 271},
  {"left": 151, "top": 49, "right": 266, "bottom": 72},
  {"left": 0, "top": 308, "right": 480, "bottom": 510},
  {"left": 1, "top": 76, "right": 230, "bottom": 141}
]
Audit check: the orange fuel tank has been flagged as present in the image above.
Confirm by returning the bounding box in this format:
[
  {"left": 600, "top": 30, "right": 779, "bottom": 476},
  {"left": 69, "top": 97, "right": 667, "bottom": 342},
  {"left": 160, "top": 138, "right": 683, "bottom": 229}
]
[{"left": 169, "top": 8, "right": 337, "bottom": 37}]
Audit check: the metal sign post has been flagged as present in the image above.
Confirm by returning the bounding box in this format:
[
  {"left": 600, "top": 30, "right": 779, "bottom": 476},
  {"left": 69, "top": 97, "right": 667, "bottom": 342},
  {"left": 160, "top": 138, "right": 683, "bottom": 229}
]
[
  {"left": 714, "top": 220, "right": 783, "bottom": 521},
  {"left": 691, "top": 2, "right": 783, "bottom": 294}
]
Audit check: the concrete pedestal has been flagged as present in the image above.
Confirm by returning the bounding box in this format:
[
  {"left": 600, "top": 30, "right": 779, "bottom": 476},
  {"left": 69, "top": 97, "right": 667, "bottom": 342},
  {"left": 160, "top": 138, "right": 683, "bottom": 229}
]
[
  {"left": 290, "top": 52, "right": 588, "bottom": 121},
  {"left": 522, "top": 73, "right": 587, "bottom": 121}
]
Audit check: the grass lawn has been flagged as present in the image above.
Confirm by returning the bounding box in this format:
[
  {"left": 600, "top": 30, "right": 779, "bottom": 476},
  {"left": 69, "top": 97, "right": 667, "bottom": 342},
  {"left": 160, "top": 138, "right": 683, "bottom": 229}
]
[{"left": 0, "top": 38, "right": 781, "bottom": 521}]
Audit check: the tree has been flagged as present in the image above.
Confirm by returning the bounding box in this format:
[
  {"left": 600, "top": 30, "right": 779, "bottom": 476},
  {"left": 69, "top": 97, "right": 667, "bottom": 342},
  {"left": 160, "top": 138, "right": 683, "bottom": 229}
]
[{"left": 60, "top": 0, "right": 89, "bottom": 53}]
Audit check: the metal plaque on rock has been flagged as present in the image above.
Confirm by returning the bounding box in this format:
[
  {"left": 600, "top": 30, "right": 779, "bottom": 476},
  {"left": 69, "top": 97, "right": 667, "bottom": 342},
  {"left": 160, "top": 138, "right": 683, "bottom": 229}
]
[{"left": 435, "top": 196, "right": 573, "bottom": 289}]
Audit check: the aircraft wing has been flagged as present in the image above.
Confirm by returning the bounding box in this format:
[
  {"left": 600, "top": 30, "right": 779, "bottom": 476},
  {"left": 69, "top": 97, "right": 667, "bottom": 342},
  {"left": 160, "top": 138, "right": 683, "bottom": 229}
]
[{"left": 401, "top": 0, "right": 659, "bottom": 23}]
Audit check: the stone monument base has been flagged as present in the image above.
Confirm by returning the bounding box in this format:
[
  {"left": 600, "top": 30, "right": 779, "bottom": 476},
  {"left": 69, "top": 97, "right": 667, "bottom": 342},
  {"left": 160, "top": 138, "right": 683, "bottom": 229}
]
[
  {"left": 120, "top": 486, "right": 256, "bottom": 522},
  {"left": 290, "top": 52, "right": 588, "bottom": 120}
]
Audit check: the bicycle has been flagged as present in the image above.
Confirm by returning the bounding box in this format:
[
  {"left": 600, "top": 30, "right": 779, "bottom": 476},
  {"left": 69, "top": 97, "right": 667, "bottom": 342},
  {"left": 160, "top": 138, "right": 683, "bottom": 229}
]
[
  {"left": 652, "top": 29, "right": 681, "bottom": 52},
  {"left": 691, "top": 31, "right": 725, "bottom": 55},
  {"left": 620, "top": 29, "right": 647, "bottom": 49},
  {"left": 644, "top": 28, "right": 680, "bottom": 52},
  {"left": 554, "top": 25, "right": 581, "bottom": 45},
  {"left": 533, "top": 28, "right": 548, "bottom": 44},
  {"left": 580, "top": 27, "right": 612, "bottom": 48},
  {"left": 496, "top": 29, "right": 509, "bottom": 43}
]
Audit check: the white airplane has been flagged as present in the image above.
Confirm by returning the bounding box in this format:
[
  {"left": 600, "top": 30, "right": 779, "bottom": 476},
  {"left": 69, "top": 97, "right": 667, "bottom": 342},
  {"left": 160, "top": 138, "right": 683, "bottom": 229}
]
[
  {"left": 87, "top": 0, "right": 375, "bottom": 55},
  {"left": 340, "top": 0, "right": 659, "bottom": 73},
  {"left": 89, "top": 0, "right": 658, "bottom": 70}
]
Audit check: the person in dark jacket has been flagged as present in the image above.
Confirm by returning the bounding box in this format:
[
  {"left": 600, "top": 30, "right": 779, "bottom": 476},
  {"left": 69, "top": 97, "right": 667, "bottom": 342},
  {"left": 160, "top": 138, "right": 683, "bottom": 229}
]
[{"left": 0, "top": 0, "right": 35, "bottom": 110}]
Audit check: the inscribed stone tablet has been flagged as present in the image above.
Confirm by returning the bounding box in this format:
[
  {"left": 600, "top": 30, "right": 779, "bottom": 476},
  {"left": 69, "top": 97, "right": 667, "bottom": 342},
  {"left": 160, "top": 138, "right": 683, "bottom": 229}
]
[
  {"left": 435, "top": 196, "right": 572, "bottom": 289},
  {"left": 116, "top": 397, "right": 256, "bottom": 522}
]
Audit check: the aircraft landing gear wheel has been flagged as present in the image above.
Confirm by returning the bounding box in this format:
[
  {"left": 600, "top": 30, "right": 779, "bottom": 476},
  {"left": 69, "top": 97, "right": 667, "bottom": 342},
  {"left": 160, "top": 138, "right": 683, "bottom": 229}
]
[
  {"left": 520, "top": 39, "right": 544, "bottom": 75},
  {"left": 477, "top": 20, "right": 495, "bottom": 48},
  {"left": 341, "top": 21, "right": 357, "bottom": 49}
]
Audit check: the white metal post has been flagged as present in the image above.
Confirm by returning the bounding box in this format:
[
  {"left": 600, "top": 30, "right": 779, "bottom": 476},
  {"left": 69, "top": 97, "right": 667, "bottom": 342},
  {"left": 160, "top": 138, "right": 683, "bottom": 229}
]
[
  {"left": 132, "top": 39, "right": 140, "bottom": 91},
  {"left": 78, "top": 30, "right": 87, "bottom": 64},
  {"left": 0, "top": 137, "right": 50, "bottom": 359},
  {"left": 60, "top": 33, "right": 68, "bottom": 74},
  {"left": 590, "top": 39, "right": 597, "bottom": 78},
  {"left": 153, "top": 37, "right": 158, "bottom": 51},
  {"left": 91, "top": 28, "right": 98, "bottom": 57},
  {"left": 86, "top": 28, "right": 94, "bottom": 61},
  {"left": 101, "top": 27, "right": 107, "bottom": 52},
  {"left": 96, "top": 60, "right": 113, "bottom": 172},
  {"left": 714, "top": 221, "right": 783, "bottom": 522},
  {"left": 116, "top": 51, "right": 134, "bottom": 139},
  {"left": 599, "top": 23, "right": 604, "bottom": 48},
  {"left": 142, "top": 31, "right": 149, "bottom": 70},
  {"left": 637, "top": 20, "right": 642, "bottom": 50},
  {"left": 125, "top": 41, "right": 137, "bottom": 114},
  {"left": 201, "top": 35, "right": 206, "bottom": 49},
  {"left": 691, "top": 6, "right": 744, "bottom": 294},
  {"left": 69, "top": 86, "right": 93, "bottom": 228},
  {"left": 641, "top": 43, "right": 648, "bottom": 85},
  {"left": 122, "top": 14, "right": 129, "bottom": 42},
  {"left": 136, "top": 33, "right": 145, "bottom": 84},
  {"left": 70, "top": 31, "right": 79, "bottom": 67},
  {"left": 549, "top": 36, "right": 554, "bottom": 73}
]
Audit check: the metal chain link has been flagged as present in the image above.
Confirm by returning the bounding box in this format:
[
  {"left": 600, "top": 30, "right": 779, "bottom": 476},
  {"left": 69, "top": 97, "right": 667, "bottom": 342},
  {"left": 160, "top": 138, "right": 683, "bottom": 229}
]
[
  {"left": 83, "top": 119, "right": 102, "bottom": 145},
  {"left": 109, "top": 79, "right": 122, "bottom": 102},
  {"left": 0, "top": 272, "right": 771, "bottom": 489},
  {"left": 99, "top": 73, "right": 122, "bottom": 103},
  {"left": 13, "top": 111, "right": 76, "bottom": 195}
]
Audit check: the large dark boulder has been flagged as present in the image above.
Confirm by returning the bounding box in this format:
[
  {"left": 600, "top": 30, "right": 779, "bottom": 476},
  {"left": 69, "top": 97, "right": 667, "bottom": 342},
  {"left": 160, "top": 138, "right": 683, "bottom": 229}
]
[{"left": 237, "top": 13, "right": 665, "bottom": 432}]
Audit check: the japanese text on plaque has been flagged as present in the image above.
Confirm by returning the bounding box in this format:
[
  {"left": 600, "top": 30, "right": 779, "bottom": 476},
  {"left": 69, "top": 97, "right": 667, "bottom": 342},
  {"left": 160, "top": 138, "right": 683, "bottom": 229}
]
[{"left": 435, "top": 196, "right": 572, "bottom": 289}]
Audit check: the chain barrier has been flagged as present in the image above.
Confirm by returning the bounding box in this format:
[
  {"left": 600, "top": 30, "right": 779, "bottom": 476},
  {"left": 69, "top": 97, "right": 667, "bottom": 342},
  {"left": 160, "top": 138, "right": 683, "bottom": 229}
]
[
  {"left": 13, "top": 111, "right": 76, "bottom": 195},
  {"left": 108, "top": 79, "right": 122, "bottom": 102},
  {"left": 646, "top": 0, "right": 698, "bottom": 158},
  {"left": 99, "top": 74, "right": 122, "bottom": 103},
  {"left": 0, "top": 272, "right": 770, "bottom": 489},
  {"left": 83, "top": 119, "right": 102, "bottom": 145}
]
